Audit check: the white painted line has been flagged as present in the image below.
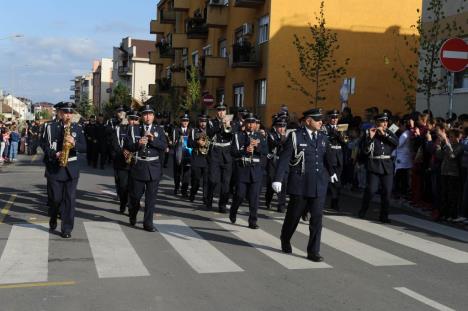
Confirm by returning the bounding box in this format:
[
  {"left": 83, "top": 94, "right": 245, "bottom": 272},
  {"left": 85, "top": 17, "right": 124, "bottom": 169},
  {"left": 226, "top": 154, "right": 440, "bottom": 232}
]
[
  {"left": 327, "top": 216, "right": 468, "bottom": 263},
  {"left": 216, "top": 218, "right": 331, "bottom": 269},
  {"left": 84, "top": 222, "right": 150, "bottom": 278},
  {"left": 155, "top": 219, "right": 243, "bottom": 273},
  {"left": 443, "top": 50, "right": 468, "bottom": 60},
  {"left": 274, "top": 219, "right": 414, "bottom": 266},
  {"left": 101, "top": 190, "right": 117, "bottom": 196},
  {"left": 0, "top": 224, "right": 49, "bottom": 284},
  {"left": 394, "top": 287, "right": 455, "bottom": 311},
  {"left": 390, "top": 214, "right": 468, "bottom": 243}
]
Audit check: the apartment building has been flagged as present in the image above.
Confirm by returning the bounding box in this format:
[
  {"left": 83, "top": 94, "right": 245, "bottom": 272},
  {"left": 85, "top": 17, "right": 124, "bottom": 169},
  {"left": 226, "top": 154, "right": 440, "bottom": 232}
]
[
  {"left": 71, "top": 74, "right": 93, "bottom": 106},
  {"left": 416, "top": 0, "right": 467, "bottom": 117},
  {"left": 149, "top": 0, "right": 421, "bottom": 123},
  {"left": 112, "top": 37, "right": 157, "bottom": 101},
  {"left": 92, "top": 58, "right": 113, "bottom": 113}
]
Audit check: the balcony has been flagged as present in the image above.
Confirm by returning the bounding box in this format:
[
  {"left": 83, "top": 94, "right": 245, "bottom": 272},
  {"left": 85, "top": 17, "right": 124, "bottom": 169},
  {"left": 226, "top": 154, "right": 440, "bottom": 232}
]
[
  {"left": 202, "top": 57, "right": 227, "bottom": 77},
  {"left": 118, "top": 66, "right": 133, "bottom": 75},
  {"left": 206, "top": 4, "right": 228, "bottom": 27},
  {"left": 233, "top": 0, "right": 264, "bottom": 7},
  {"left": 148, "top": 84, "right": 157, "bottom": 96},
  {"left": 186, "top": 16, "right": 209, "bottom": 39},
  {"left": 149, "top": 51, "right": 160, "bottom": 64},
  {"left": 171, "top": 71, "right": 187, "bottom": 88},
  {"left": 156, "top": 42, "right": 175, "bottom": 58},
  {"left": 232, "top": 43, "right": 261, "bottom": 68},
  {"left": 157, "top": 78, "right": 172, "bottom": 93},
  {"left": 69, "top": 95, "right": 75, "bottom": 100},
  {"left": 70, "top": 86, "right": 76, "bottom": 91},
  {"left": 173, "top": 0, "right": 190, "bottom": 11},
  {"left": 159, "top": 8, "right": 176, "bottom": 24},
  {"left": 150, "top": 20, "right": 168, "bottom": 35},
  {"left": 171, "top": 33, "right": 188, "bottom": 49}
]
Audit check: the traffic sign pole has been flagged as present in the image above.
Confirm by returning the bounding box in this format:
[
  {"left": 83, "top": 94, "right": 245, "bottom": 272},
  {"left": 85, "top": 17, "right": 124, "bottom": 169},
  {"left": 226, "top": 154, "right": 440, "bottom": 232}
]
[{"left": 449, "top": 71, "right": 455, "bottom": 118}]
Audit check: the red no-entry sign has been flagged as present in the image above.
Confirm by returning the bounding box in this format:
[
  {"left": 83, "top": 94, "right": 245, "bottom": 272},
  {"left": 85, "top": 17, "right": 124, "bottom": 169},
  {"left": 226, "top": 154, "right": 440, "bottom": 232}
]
[
  {"left": 202, "top": 94, "right": 214, "bottom": 107},
  {"left": 439, "top": 38, "right": 468, "bottom": 72}
]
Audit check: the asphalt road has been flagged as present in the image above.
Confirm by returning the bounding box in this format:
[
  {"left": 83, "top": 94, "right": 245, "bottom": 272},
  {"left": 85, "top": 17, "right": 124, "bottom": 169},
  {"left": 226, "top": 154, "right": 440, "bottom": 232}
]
[{"left": 0, "top": 154, "right": 467, "bottom": 311}]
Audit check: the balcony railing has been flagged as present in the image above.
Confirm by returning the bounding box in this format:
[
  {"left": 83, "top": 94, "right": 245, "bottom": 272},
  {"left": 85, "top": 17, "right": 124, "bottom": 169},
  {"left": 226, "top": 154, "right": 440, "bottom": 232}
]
[
  {"left": 159, "top": 9, "right": 176, "bottom": 24},
  {"left": 150, "top": 20, "right": 167, "bottom": 34},
  {"left": 206, "top": 3, "right": 228, "bottom": 27},
  {"left": 171, "top": 33, "right": 188, "bottom": 49},
  {"left": 171, "top": 71, "right": 187, "bottom": 88},
  {"left": 69, "top": 95, "right": 75, "bottom": 100},
  {"left": 118, "top": 66, "right": 133, "bottom": 75},
  {"left": 186, "top": 16, "right": 209, "bottom": 39},
  {"left": 173, "top": 0, "right": 190, "bottom": 10},
  {"left": 202, "top": 56, "right": 227, "bottom": 77},
  {"left": 233, "top": 0, "right": 264, "bottom": 7},
  {"left": 156, "top": 42, "right": 175, "bottom": 58},
  {"left": 70, "top": 86, "right": 76, "bottom": 91},
  {"left": 232, "top": 43, "right": 261, "bottom": 68}
]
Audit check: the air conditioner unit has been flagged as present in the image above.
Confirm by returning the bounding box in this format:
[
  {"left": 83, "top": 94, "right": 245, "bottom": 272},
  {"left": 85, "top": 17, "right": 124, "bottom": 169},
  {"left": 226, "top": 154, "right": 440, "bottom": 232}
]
[
  {"left": 242, "top": 23, "right": 253, "bottom": 36},
  {"left": 209, "top": 0, "right": 228, "bottom": 5}
]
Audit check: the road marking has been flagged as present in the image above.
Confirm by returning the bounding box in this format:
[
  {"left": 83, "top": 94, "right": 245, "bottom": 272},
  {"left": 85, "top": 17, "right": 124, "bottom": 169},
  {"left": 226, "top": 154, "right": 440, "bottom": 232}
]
[
  {"left": 84, "top": 222, "right": 150, "bottom": 278},
  {"left": 390, "top": 214, "right": 468, "bottom": 243},
  {"left": 155, "top": 219, "right": 243, "bottom": 273},
  {"left": 30, "top": 155, "right": 38, "bottom": 163},
  {"left": 394, "top": 287, "right": 455, "bottom": 311},
  {"left": 327, "top": 216, "right": 468, "bottom": 263},
  {"left": 0, "top": 224, "right": 49, "bottom": 284},
  {"left": 0, "top": 281, "right": 76, "bottom": 290},
  {"left": 101, "top": 190, "right": 117, "bottom": 197},
  {"left": 216, "top": 218, "right": 331, "bottom": 269},
  {"left": 273, "top": 219, "right": 414, "bottom": 266},
  {"left": 0, "top": 194, "right": 16, "bottom": 223}
]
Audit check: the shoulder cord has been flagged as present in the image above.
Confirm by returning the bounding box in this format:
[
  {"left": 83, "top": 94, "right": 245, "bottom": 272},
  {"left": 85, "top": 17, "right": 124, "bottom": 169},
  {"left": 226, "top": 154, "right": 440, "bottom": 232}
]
[{"left": 289, "top": 131, "right": 305, "bottom": 174}]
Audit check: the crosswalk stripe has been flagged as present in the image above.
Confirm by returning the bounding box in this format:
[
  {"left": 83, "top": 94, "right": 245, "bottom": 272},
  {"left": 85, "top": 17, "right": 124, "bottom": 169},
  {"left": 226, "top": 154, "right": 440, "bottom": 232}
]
[
  {"left": 389, "top": 214, "right": 468, "bottom": 243},
  {"left": 154, "top": 219, "right": 243, "bottom": 273},
  {"left": 394, "top": 287, "right": 456, "bottom": 311},
  {"left": 216, "top": 218, "right": 331, "bottom": 269},
  {"left": 327, "top": 216, "right": 468, "bottom": 263},
  {"left": 273, "top": 219, "right": 414, "bottom": 266},
  {"left": 84, "top": 222, "right": 150, "bottom": 278},
  {"left": 0, "top": 224, "right": 49, "bottom": 284}
]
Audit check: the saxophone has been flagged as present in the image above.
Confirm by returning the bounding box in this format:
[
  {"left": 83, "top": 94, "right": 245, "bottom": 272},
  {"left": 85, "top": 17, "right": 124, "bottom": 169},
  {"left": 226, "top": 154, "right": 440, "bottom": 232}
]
[{"left": 59, "top": 121, "right": 73, "bottom": 167}]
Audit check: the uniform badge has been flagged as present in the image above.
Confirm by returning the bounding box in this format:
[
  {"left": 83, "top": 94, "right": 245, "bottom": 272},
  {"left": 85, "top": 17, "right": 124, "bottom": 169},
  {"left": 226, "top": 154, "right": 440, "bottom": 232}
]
[
  {"left": 72, "top": 132, "right": 77, "bottom": 138},
  {"left": 322, "top": 140, "right": 326, "bottom": 147},
  {"left": 154, "top": 132, "right": 158, "bottom": 138}
]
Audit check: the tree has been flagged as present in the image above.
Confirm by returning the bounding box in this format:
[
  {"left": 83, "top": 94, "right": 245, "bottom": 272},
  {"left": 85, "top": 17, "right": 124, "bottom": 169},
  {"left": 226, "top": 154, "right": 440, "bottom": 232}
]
[
  {"left": 183, "top": 65, "right": 202, "bottom": 115},
  {"left": 76, "top": 99, "right": 95, "bottom": 119},
  {"left": 109, "top": 82, "right": 132, "bottom": 112},
  {"left": 392, "top": 0, "right": 466, "bottom": 112},
  {"left": 286, "top": 1, "right": 350, "bottom": 107},
  {"left": 35, "top": 110, "right": 52, "bottom": 120}
]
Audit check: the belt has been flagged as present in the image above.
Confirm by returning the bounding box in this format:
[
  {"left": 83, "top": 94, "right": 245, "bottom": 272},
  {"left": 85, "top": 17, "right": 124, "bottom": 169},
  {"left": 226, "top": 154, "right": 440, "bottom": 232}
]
[
  {"left": 239, "top": 157, "right": 260, "bottom": 163},
  {"left": 67, "top": 156, "right": 77, "bottom": 162},
  {"left": 136, "top": 156, "right": 160, "bottom": 161},
  {"left": 370, "top": 155, "right": 391, "bottom": 160},
  {"left": 330, "top": 145, "right": 342, "bottom": 150},
  {"left": 212, "top": 142, "right": 231, "bottom": 147}
]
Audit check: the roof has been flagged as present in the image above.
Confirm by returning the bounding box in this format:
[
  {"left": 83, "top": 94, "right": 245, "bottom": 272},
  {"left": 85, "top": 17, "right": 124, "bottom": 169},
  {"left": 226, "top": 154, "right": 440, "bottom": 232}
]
[{"left": 132, "top": 39, "right": 156, "bottom": 58}]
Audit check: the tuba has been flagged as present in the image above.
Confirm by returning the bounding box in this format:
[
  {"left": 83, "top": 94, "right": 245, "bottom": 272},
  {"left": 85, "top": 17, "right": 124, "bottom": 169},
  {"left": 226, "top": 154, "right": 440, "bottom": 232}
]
[{"left": 59, "top": 121, "right": 73, "bottom": 167}]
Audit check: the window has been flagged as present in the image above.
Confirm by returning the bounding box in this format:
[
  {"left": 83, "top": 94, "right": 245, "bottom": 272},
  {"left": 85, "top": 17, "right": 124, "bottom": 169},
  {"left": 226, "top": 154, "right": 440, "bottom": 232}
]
[
  {"left": 256, "top": 79, "right": 267, "bottom": 106},
  {"left": 233, "top": 85, "right": 245, "bottom": 107},
  {"left": 216, "top": 88, "right": 225, "bottom": 105},
  {"left": 202, "top": 45, "right": 212, "bottom": 56},
  {"left": 258, "top": 15, "right": 269, "bottom": 44},
  {"left": 454, "top": 69, "right": 468, "bottom": 91},
  {"left": 182, "top": 56, "right": 188, "bottom": 68},
  {"left": 219, "top": 39, "right": 227, "bottom": 58},
  {"left": 192, "top": 51, "right": 199, "bottom": 67}
]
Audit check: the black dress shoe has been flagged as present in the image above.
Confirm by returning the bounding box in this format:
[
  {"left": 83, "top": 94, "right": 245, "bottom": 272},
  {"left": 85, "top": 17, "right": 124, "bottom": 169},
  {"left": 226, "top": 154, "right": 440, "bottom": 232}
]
[
  {"left": 229, "top": 214, "right": 236, "bottom": 224},
  {"left": 143, "top": 226, "right": 156, "bottom": 232},
  {"left": 189, "top": 195, "right": 195, "bottom": 202},
  {"left": 277, "top": 206, "right": 285, "bottom": 213},
  {"left": 174, "top": 189, "right": 178, "bottom": 195},
  {"left": 61, "top": 233, "right": 71, "bottom": 239},
  {"left": 119, "top": 205, "right": 126, "bottom": 214},
  {"left": 301, "top": 214, "right": 309, "bottom": 221},
  {"left": 248, "top": 223, "right": 259, "bottom": 230},
  {"left": 358, "top": 209, "right": 366, "bottom": 219},
  {"left": 129, "top": 216, "right": 136, "bottom": 226},
  {"left": 219, "top": 207, "right": 227, "bottom": 214},
  {"left": 307, "top": 254, "right": 324, "bottom": 262},
  {"left": 265, "top": 203, "right": 271, "bottom": 210},
  {"left": 49, "top": 218, "right": 57, "bottom": 232},
  {"left": 379, "top": 217, "right": 391, "bottom": 224},
  {"left": 281, "top": 240, "right": 292, "bottom": 253}
]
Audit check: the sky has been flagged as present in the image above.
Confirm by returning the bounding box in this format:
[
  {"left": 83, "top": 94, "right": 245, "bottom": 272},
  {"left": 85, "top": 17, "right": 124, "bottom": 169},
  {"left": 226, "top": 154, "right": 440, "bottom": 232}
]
[{"left": 0, "top": 0, "right": 156, "bottom": 103}]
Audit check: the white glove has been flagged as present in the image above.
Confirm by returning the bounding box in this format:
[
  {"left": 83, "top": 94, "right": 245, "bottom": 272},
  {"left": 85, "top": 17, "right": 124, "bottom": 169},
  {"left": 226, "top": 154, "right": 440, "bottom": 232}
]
[
  {"left": 272, "top": 182, "right": 282, "bottom": 193},
  {"left": 330, "top": 173, "right": 338, "bottom": 183}
]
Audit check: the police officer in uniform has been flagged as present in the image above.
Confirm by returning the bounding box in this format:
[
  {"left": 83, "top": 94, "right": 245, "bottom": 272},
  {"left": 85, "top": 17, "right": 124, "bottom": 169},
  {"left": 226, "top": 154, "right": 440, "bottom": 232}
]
[
  {"left": 265, "top": 115, "right": 289, "bottom": 213},
  {"left": 172, "top": 113, "right": 192, "bottom": 196},
  {"left": 273, "top": 108, "right": 337, "bottom": 261},
  {"left": 43, "top": 102, "right": 86, "bottom": 238},
  {"left": 188, "top": 113, "right": 209, "bottom": 203},
  {"left": 162, "top": 112, "right": 171, "bottom": 168},
  {"left": 229, "top": 113, "right": 268, "bottom": 229},
  {"left": 358, "top": 113, "right": 398, "bottom": 223},
  {"left": 206, "top": 103, "right": 233, "bottom": 212},
  {"left": 124, "top": 105, "right": 167, "bottom": 231},
  {"left": 84, "top": 116, "right": 96, "bottom": 166},
  {"left": 93, "top": 114, "right": 108, "bottom": 169},
  {"left": 324, "top": 109, "right": 345, "bottom": 211},
  {"left": 110, "top": 106, "right": 132, "bottom": 213}
]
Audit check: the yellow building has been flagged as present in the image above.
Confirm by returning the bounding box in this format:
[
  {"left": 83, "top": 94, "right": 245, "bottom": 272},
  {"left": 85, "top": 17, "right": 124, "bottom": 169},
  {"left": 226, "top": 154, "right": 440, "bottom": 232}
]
[{"left": 149, "top": 0, "right": 422, "bottom": 124}]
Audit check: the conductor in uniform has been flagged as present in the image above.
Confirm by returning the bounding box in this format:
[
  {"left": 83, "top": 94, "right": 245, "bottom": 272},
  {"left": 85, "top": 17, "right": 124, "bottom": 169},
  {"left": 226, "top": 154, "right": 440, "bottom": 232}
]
[
  {"left": 273, "top": 108, "right": 338, "bottom": 261},
  {"left": 43, "top": 102, "right": 86, "bottom": 238},
  {"left": 229, "top": 113, "right": 268, "bottom": 229},
  {"left": 358, "top": 113, "right": 398, "bottom": 223},
  {"left": 124, "top": 105, "right": 167, "bottom": 231}
]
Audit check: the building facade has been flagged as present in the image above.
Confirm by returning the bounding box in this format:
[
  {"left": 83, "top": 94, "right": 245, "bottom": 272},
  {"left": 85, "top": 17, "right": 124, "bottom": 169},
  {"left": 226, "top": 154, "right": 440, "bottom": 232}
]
[
  {"left": 149, "top": 0, "right": 422, "bottom": 123},
  {"left": 92, "top": 58, "right": 114, "bottom": 113},
  {"left": 112, "top": 37, "right": 157, "bottom": 101},
  {"left": 71, "top": 74, "right": 94, "bottom": 107},
  {"left": 416, "top": 0, "right": 467, "bottom": 117}
]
